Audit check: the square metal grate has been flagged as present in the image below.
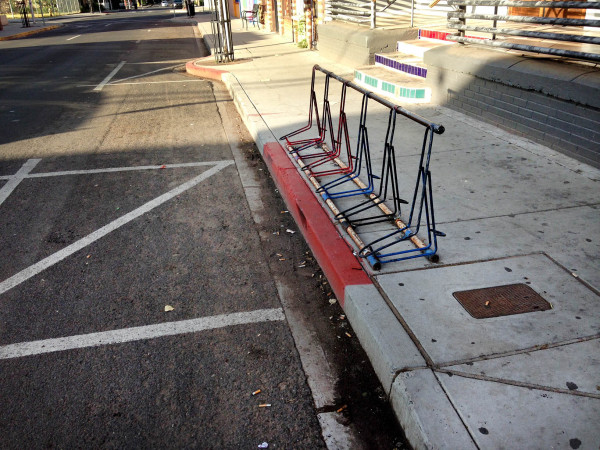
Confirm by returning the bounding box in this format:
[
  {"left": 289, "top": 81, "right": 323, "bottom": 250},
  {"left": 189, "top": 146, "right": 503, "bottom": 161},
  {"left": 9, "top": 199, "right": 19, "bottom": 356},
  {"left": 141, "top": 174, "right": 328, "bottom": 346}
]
[{"left": 453, "top": 283, "right": 552, "bottom": 319}]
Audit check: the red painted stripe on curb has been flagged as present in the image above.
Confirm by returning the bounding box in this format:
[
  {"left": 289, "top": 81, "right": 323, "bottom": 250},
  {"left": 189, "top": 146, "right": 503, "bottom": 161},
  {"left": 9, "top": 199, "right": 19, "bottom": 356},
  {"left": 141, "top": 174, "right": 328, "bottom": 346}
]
[
  {"left": 185, "top": 59, "right": 228, "bottom": 81},
  {"left": 263, "top": 142, "right": 372, "bottom": 306}
]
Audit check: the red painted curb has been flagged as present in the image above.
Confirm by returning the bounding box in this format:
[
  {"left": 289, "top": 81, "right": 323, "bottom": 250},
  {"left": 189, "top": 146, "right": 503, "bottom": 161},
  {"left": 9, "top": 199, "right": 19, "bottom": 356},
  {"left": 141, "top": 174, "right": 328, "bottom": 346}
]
[
  {"left": 263, "top": 142, "right": 372, "bottom": 306},
  {"left": 185, "top": 58, "right": 228, "bottom": 81}
]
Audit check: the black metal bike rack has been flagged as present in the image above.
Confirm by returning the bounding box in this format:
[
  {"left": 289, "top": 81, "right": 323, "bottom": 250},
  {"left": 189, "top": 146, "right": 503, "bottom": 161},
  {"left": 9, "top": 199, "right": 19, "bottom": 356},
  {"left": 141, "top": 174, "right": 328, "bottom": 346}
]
[{"left": 281, "top": 65, "right": 446, "bottom": 268}]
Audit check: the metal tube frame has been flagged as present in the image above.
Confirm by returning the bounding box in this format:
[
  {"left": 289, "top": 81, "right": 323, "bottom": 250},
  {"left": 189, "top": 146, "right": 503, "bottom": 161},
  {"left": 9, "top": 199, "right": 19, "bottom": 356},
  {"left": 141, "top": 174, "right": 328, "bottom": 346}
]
[{"left": 280, "top": 65, "right": 446, "bottom": 268}]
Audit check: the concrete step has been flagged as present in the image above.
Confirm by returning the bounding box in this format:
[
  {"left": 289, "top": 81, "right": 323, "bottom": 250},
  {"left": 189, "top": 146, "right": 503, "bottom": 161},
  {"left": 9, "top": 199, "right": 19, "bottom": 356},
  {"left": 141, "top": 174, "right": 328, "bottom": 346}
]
[
  {"left": 395, "top": 39, "right": 454, "bottom": 58},
  {"left": 354, "top": 66, "right": 431, "bottom": 103},
  {"left": 374, "top": 52, "right": 428, "bottom": 79}
]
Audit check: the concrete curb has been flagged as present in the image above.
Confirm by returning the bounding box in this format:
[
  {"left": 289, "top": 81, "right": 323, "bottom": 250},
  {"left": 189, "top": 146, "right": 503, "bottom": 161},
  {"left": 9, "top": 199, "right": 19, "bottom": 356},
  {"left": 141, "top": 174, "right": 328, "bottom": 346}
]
[
  {"left": 0, "top": 24, "right": 62, "bottom": 40},
  {"left": 262, "top": 142, "right": 371, "bottom": 307},
  {"left": 185, "top": 58, "right": 228, "bottom": 82},
  {"left": 185, "top": 57, "right": 473, "bottom": 449},
  {"left": 185, "top": 59, "right": 372, "bottom": 305}
]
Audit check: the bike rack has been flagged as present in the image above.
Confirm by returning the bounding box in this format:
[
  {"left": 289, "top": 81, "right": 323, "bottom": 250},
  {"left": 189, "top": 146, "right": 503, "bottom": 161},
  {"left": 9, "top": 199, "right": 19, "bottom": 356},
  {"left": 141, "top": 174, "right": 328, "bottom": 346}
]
[
  {"left": 281, "top": 65, "right": 446, "bottom": 269},
  {"left": 210, "top": 0, "right": 234, "bottom": 63}
]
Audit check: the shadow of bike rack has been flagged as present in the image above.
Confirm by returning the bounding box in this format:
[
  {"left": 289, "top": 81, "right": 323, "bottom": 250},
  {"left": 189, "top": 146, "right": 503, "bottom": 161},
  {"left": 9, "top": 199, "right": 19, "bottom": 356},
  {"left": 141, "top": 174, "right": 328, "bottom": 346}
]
[{"left": 281, "top": 65, "right": 446, "bottom": 269}]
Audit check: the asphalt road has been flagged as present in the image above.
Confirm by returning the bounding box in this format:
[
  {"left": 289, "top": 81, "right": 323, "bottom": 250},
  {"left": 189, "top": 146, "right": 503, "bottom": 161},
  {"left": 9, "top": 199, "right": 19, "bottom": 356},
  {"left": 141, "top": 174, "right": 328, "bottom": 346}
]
[{"left": 0, "top": 10, "right": 407, "bottom": 449}]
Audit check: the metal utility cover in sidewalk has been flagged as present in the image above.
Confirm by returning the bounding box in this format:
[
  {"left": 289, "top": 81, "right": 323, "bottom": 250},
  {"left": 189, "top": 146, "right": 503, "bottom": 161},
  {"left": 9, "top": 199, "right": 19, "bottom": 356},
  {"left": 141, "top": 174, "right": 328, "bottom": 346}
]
[
  {"left": 453, "top": 283, "right": 552, "bottom": 319},
  {"left": 375, "top": 254, "right": 600, "bottom": 363}
]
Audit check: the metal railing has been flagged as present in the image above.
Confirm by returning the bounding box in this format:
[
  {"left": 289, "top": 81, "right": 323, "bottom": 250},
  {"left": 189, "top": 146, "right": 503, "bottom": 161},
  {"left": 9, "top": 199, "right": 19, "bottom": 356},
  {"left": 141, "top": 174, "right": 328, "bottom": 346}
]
[
  {"left": 325, "top": 0, "right": 451, "bottom": 28},
  {"left": 446, "top": 0, "right": 600, "bottom": 62}
]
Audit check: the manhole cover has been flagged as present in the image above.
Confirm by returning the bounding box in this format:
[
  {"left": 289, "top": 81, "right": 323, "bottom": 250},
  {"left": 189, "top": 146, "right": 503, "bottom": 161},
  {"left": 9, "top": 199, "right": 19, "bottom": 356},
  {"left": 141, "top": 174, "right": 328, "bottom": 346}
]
[{"left": 453, "top": 283, "right": 552, "bottom": 319}]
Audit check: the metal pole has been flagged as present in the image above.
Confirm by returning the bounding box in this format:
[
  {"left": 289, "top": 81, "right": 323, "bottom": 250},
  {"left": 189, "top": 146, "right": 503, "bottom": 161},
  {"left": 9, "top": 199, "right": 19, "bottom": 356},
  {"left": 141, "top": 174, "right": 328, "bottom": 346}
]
[
  {"left": 38, "top": 0, "right": 45, "bottom": 24},
  {"left": 370, "top": 0, "right": 375, "bottom": 28},
  {"left": 28, "top": 0, "right": 36, "bottom": 23},
  {"left": 492, "top": 4, "right": 497, "bottom": 39},
  {"left": 458, "top": 4, "right": 466, "bottom": 39},
  {"left": 219, "top": 0, "right": 234, "bottom": 60},
  {"left": 411, "top": 0, "right": 414, "bottom": 27}
]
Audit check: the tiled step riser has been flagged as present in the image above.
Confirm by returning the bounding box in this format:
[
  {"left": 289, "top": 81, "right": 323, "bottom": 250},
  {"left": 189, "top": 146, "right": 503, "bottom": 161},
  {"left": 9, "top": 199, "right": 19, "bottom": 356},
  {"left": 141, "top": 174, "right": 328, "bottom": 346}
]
[
  {"left": 354, "top": 70, "right": 431, "bottom": 103},
  {"left": 418, "top": 28, "right": 488, "bottom": 42},
  {"left": 375, "top": 54, "right": 428, "bottom": 79},
  {"left": 418, "top": 29, "right": 453, "bottom": 42}
]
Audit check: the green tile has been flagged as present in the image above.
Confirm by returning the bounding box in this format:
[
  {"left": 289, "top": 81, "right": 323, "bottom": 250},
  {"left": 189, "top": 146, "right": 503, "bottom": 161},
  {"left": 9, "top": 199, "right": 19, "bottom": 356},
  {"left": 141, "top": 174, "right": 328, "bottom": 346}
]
[
  {"left": 364, "top": 75, "right": 378, "bottom": 88},
  {"left": 382, "top": 82, "right": 395, "bottom": 94}
]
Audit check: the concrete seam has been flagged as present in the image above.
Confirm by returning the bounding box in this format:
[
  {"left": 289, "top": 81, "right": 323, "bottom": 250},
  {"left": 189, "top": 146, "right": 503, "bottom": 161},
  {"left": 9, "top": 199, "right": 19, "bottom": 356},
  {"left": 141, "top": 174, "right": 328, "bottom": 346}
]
[
  {"left": 371, "top": 277, "right": 436, "bottom": 368},
  {"left": 431, "top": 370, "right": 481, "bottom": 449},
  {"left": 388, "top": 365, "right": 430, "bottom": 397},
  {"left": 437, "top": 368, "right": 600, "bottom": 400},
  {"left": 568, "top": 68, "right": 599, "bottom": 83},
  {"left": 433, "top": 203, "right": 600, "bottom": 226},
  {"left": 434, "top": 333, "right": 600, "bottom": 369},
  {"left": 374, "top": 251, "right": 547, "bottom": 276},
  {"left": 542, "top": 252, "right": 600, "bottom": 296}
]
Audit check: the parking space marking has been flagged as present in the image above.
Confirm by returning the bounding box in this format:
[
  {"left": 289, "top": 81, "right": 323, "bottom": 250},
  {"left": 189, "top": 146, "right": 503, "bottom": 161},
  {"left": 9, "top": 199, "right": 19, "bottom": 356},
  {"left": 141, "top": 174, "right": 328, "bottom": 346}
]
[
  {"left": 0, "top": 161, "right": 226, "bottom": 181},
  {"left": 99, "top": 80, "right": 206, "bottom": 86},
  {"left": 0, "top": 159, "right": 41, "bottom": 207},
  {"left": 0, "top": 160, "right": 234, "bottom": 296},
  {"left": 0, "top": 308, "right": 285, "bottom": 359},
  {"left": 110, "top": 63, "right": 185, "bottom": 84},
  {"left": 94, "top": 61, "right": 126, "bottom": 92}
]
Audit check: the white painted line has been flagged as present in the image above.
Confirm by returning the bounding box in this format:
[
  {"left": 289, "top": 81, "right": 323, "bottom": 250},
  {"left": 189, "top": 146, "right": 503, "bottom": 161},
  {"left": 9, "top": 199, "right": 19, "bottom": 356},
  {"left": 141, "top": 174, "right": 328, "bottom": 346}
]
[
  {"left": 0, "top": 308, "right": 285, "bottom": 359},
  {"left": 111, "top": 63, "right": 183, "bottom": 83},
  {"left": 0, "top": 160, "right": 234, "bottom": 296},
  {"left": 93, "top": 61, "right": 126, "bottom": 92},
  {"left": 135, "top": 39, "right": 141, "bottom": 44},
  {"left": 0, "top": 159, "right": 41, "bottom": 207},
  {"left": 77, "top": 80, "right": 205, "bottom": 88},
  {"left": 104, "top": 80, "right": 205, "bottom": 86},
  {"left": 19, "top": 161, "right": 226, "bottom": 179},
  {"left": 66, "top": 34, "right": 81, "bottom": 40},
  {"left": 128, "top": 59, "right": 192, "bottom": 65}
]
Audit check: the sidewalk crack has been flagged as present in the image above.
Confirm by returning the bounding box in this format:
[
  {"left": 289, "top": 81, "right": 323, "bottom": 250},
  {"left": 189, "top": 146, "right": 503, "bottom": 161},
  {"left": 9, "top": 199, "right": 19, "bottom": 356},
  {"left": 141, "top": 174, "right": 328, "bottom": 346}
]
[{"left": 436, "top": 369, "right": 600, "bottom": 400}]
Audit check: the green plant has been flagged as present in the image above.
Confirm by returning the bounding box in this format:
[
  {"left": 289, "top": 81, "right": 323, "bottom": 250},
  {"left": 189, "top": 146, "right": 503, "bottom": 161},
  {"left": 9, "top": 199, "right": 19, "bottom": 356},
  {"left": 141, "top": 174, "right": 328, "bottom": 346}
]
[{"left": 294, "top": 17, "right": 307, "bottom": 48}]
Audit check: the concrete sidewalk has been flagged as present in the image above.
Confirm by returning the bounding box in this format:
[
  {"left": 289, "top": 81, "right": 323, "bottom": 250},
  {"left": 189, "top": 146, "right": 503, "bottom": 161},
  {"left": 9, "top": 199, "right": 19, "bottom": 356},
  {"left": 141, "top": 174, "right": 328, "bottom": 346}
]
[
  {"left": 186, "top": 15, "right": 600, "bottom": 449},
  {"left": 0, "top": 18, "right": 63, "bottom": 40}
]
